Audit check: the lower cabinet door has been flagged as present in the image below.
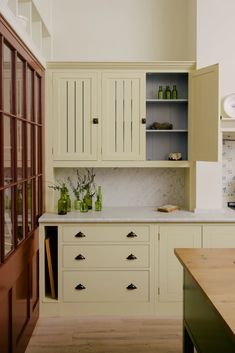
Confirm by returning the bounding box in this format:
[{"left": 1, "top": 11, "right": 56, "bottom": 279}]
[
  {"left": 159, "top": 224, "right": 202, "bottom": 302},
  {"left": 63, "top": 270, "right": 149, "bottom": 302},
  {"left": 203, "top": 224, "right": 235, "bottom": 247}
]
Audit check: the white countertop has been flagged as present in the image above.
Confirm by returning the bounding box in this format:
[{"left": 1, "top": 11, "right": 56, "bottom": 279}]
[{"left": 39, "top": 207, "right": 235, "bottom": 223}]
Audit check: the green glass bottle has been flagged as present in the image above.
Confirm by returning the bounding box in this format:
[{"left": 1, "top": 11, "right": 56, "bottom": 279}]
[
  {"left": 58, "top": 186, "right": 67, "bottom": 215},
  {"left": 84, "top": 187, "right": 92, "bottom": 210},
  {"left": 95, "top": 186, "right": 102, "bottom": 211},
  {"left": 165, "top": 85, "right": 171, "bottom": 99},
  {"left": 80, "top": 200, "right": 88, "bottom": 213},
  {"left": 171, "top": 85, "right": 178, "bottom": 99},
  {"left": 65, "top": 187, "right": 71, "bottom": 212},
  {"left": 157, "top": 85, "right": 163, "bottom": 99}
]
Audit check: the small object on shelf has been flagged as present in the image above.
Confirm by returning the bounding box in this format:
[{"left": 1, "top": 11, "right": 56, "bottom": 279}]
[
  {"left": 171, "top": 85, "right": 178, "bottom": 99},
  {"left": 157, "top": 85, "right": 163, "bottom": 99},
  {"left": 74, "top": 197, "right": 81, "bottom": 210},
  {"left": 168, "top": 152, "right": 182, "bottom": 160},
  {"left": 65, "top": 188, "right": 71, "bottom": 212},
  {"left": 80, "top": 200, "right": 88, "bottom": 213},
  {"left": 57, "top": 184, "right": 67, "bottom": 215},
  {"left": 149, "top": 122, "right": 173, "bottom": 130},
  {"left": 164, "top": 85, "right": 171, "bottom": 99},
  {"left": 157, "top": 204, "right": 179, "bottom": 212},
  {"left": 45, "top": 237, "right": 56, "bottom": 299},
  {"left": 95, "top": 186, "right": 102, "bottom": 211}
]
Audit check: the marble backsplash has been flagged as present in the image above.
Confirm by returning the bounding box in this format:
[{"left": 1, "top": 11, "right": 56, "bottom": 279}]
[
  {"left": 222, "top": 137, "right": 235, "bottom": 205},
  {"left": 54, "top": 168, "right": 185, "bottom": 208}
]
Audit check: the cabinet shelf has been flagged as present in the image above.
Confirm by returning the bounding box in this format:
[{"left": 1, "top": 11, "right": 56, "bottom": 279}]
[
  {"left": 146, "top": 72, "right": 188, "bottom": 161},
  {"left": 146, "top": 99, "right": 188, "bottom": 103}
]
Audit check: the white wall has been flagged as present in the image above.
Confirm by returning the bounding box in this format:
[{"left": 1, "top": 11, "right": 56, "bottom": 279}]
[
  {"left": 52, "top": 0, "right": 195, "bottom": 61},
  {"left": 195, "top": 0, "right": 235, "bottom": 211}
]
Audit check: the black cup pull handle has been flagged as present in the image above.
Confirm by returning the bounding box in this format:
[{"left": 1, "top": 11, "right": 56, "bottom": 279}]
[
  {"left": 93, "top": 118, "right": 99, "bottom": 124},
  {"left": 75, "top": 231, "right": 86, "bottom": 238},
  {"left": 141, "top": 118, "right": 146, "bottom": 124},
  {"left": 126, "top": 254, "right": 137, "bottom": 260},
  {"left": 126, "top": 283, "right": 137, "bottom": 290},
  {"left": 75, "top": 283, "right": 86, "bottom": 290},
  {"left": 126, "top": 231, "right": 137, "bottom": 238},
  {"left": 75, "top": 254, "right": 86, "bottom": 260}
]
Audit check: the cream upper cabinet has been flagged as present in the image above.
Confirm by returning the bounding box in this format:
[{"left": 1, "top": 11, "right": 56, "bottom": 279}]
[
  {"left": 52, "top": 71, "right": 99, "bottom": 161},
  {"left": 159, "top": 224, "right": 201, "bottom": 302},
  {"left": 189, "top": 64, "right": 219, "bottom": 162},
  {"left": 101, "top": 72, "right": 146, "bottom": 160}
]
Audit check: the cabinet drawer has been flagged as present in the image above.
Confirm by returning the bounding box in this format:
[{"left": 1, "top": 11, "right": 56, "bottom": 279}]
[
  {"left": 63, "top": 270, "right": 149, "bottom": 302},
  {"left": 62, "top": 224, "right": 150, "bottom": 242},
  {"left": 62, "top": 244, "right": 149, "bottom": 268}
]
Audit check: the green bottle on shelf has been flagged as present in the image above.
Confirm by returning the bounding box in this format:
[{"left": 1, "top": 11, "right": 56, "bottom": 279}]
[
  {"left": 95, "top": 186, "right": 102, "bottom": 211},
  {"left": 58, "top": 185, "right": 67, "bottom": 215},
  {"left": 84, "top": 187, "right": 92, "bottom": 210},
  {"left": 65, "top": 187, "right": 71, "bottom": 212},
  {"left": 165, "top": 85, "right": 171, "bottom": 99},
  {"left": 171, "top": 85, "right": 178, "bottom": 99},
  {"left": 157, "top": 85, "right": 163, "bottom": 99}
]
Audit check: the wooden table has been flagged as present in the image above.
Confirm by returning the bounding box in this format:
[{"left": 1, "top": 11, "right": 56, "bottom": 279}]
[{"left": 175, "top": 248, "right": 235, "bottom": 353}]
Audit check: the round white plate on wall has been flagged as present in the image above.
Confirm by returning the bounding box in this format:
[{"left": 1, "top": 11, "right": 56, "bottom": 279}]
[{"left": 223, "top": 94, "right": 235, "bottom": 118}]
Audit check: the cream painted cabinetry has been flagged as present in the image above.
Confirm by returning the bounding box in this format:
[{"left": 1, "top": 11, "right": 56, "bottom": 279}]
[
  {"left": 102, "top": 71, "right": 146, "bottom": 161},
  {"left": 52, "top": 71, "right": 99, "bottom": 161},
  {"left": 47, "top": 62, "right": 220, "bottom": 166},
  {"left": 158, "top": 224, "right": 202, "bottom": 302},
  {"left": 203, "top": 224, "right": 235, "bottom": 247},
  {"left": 40, "top": 223, "right": 155, "bottom": 316}
]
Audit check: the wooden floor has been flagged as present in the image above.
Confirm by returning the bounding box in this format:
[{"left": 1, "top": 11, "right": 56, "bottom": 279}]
[{"left": 25, "top": 316, "right": 182, "bottom": 353}]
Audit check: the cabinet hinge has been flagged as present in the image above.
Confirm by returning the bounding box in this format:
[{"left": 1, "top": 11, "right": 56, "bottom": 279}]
[
  {"left": 158, "top": 232, "right": 160, "bottom": 241},
  {"left": 158, "top": 287, "right": 160, "bottom": 295},
  {"left": 52, "top": 148, "right": 53, "bottom": 156}
]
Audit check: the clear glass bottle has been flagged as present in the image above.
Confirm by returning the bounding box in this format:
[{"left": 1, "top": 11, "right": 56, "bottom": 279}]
[
  {"left": 95, "top": 186, "right": 102, "bottom": 211},
  {"left": 58, "top": 186, "right": 67, "bottom": 215},
  {"left": 74, "top": 194, "right": 81, "bottom": 210},
  {"left": 165, "top": 85, "right": 171, "bottom": 99},
  {"left": 171, "top": 85, "right": 178, "bottom": 99},
  {"left": 157, "top": 85, "right": 163, "bottom": 99}
]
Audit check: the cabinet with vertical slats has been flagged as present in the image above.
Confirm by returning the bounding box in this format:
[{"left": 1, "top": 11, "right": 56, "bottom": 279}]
[
  {"left": 102, "top": 72, "right": 146, "bottom": 160},
  {"left": 52, "top": 71, "right": 99, "bottom": 160}
]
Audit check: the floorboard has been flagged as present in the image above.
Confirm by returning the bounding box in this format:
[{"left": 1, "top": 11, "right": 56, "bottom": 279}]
[{"left": 25, "top": 316, "right": 182, "bottom": 353}]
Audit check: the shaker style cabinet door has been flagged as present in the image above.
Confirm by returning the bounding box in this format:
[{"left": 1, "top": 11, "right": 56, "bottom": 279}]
[
  {"left": 52, "top": 71, "right": 99, "bottom": 160},
  {"left": 101, "top": 72, "right": 146, "bottom": 160},
  {"left": 189, "top": 64, "right": 219, "bottom": 162},
  {"left": 159, "top": 224, "right": 201, "bottom": 302}
]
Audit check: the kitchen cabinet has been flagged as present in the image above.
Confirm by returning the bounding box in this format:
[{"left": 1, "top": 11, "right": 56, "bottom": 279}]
[
  {"left": 146, "top": 72, "right": 188, "bottom": 161},
  {"left": 51, "top": 71, "right": 99, "bottom": 161},
  {"left": 158, "top": 224, "right": 202, "bottom": 302},
  {"left": 203, "top": 224, "right": 235, "bottom": 247},
  {"left": 39, "top": 217, "right": 235, "bottom": 317},
  {"left": 47, "top": 62, "right": 220, "bottom": 165},
  {"left": 102, "top": 71, "right": 145, "bottom": 161},
  {"left": 39, "top": 223, "right": 155, "bottom": 316}
]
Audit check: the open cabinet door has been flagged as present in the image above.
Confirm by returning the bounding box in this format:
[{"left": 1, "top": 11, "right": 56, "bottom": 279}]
[{"left": 189, "top": 64, "right": 219, "bottom": 161}]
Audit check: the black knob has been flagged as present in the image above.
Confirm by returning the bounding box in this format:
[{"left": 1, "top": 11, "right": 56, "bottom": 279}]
[
  {"left": 75, "top": 254, "right": 86, "bottom": 260},
  {"left": 141, "top": 118, "right": 146, "bottom": 124},
  {"left": 126, "top": 283, "right": 137, "bottom": 290},
  {"left": 75, "top": 231, "right": 86, "bottom": 238},
  {"left": 126, "top": 254, "right": 137, "bottom": 260},
  {"left": 126, "top": 231, "right": 137, "bottom": 238},
  {"left": 75, "top": 283, "right": 86, "bottom": 290},
  {"left": 93, "top": 118, "right": 99, "bottom": 124}
]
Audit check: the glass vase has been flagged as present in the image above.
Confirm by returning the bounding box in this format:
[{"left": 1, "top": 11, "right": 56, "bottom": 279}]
[
  {"left": 58, "top": 188, "right": 67, "bottom": 215},
  {"left": 84, "top": 188, "right": 92, "bottom": 210},
  {"left": 95, "top": 186, "right": 102, "bottom": 211},
  {"left": 74, "top": 198, "right": 81, "bottom": 210},
  {"left": 80, "top": 200, "right": 88, "bottom": 213}
]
